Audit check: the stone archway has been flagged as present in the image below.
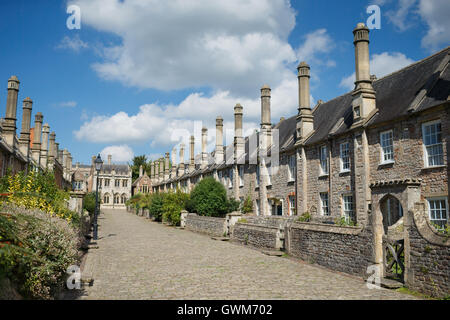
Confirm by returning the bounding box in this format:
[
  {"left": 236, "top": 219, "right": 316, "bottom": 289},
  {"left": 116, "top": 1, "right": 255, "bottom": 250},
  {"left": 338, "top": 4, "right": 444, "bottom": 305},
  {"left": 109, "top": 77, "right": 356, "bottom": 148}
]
[
  {"left": 379, "top": 194, "right": 404, "bottom": 236},
  {"left": 370, "top": 179, "right": 422, "bottom": 282}
]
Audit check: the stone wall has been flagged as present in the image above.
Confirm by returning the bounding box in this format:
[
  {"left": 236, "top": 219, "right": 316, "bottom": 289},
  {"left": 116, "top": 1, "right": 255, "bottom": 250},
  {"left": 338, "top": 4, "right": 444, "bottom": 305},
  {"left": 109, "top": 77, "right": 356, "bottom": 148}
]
[
  {"left": 406, "top": 205, "right": 450, "bottom": 298},
  {"left": 285, "top": 221, "right": 375, "bottom": 277},
  {"left": 185, "top": 213, "right": 227, "bottom": 237}
]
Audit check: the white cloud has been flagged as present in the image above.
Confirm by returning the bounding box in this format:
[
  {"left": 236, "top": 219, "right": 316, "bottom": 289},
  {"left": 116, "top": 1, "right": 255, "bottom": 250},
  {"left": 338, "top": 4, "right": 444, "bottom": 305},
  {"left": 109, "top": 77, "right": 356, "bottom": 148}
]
[
  {"left": 57, "top": 101, "right": 77, "bottom": 108},
  {"left": 100, "top": 145, "right": 134, "bottom": 163},
  {"left": 55, "top": 35, "right": 88, "bottom": 52},
  {"left": 418, "top": 0, "right": 450, "bottom": 51},
  {"left": 297, "top": 29, "right": 335, "bottom": 65},
  {"left": 68, "top": 0, "right": 297, "bottom": 96},
  {"left": 340, "top": 52, "right": 415, "bottom": 90},
  {"left": 386, "top": 0, "right": 418, "bottom": 31}
]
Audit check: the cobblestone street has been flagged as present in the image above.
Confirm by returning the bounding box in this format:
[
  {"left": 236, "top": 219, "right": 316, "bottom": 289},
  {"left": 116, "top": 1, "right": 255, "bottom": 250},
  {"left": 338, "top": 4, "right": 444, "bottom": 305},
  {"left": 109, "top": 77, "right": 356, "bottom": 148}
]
[{"left": 77, "top": 209, "right": 417, "bottom": 300}]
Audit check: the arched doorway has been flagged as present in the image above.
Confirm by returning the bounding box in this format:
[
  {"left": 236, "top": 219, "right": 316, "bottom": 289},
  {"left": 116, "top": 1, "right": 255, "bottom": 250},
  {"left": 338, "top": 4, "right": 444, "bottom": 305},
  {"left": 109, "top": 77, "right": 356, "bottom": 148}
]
[{"left": 380, "top": 195, "right": 404, "bottom": 235}]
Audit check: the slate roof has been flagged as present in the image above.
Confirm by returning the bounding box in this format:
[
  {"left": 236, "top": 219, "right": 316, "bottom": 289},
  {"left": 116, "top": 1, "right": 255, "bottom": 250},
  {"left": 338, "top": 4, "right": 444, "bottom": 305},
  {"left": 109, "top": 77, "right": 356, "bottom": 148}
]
[{"left": 101, "top": 164, "right": 131, "bottom": 175}]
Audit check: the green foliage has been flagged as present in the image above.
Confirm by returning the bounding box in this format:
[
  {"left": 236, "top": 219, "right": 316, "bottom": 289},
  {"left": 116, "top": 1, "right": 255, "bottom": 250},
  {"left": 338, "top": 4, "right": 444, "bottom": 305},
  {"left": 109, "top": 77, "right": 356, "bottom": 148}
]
[
  {"left": 129, "top": 155, "right": 152, "bottom": 182},
  {"left": 149, "top": 193, "right": 165, "bottom": 222},
  {"left": 0, "top": 205, "right": 79, "bottom": 299},
  {"left": 189, "top": 177, "right": 238, "bottom": 217},
  {"left": 162, "top": 190, "right": 189, "bottom": 226},
  {"left": 297, "top": 212, "right": 311, "bottom": 222},
  {"left": 335, "top": 216, "right": 356, "bottom": 227},
  {"left": 237, "top": 218, "right": 248, "bottom": 224},
  {"left": 83, "top": 192, "right": 97, "bottom": 215},
  {"left": 241, "top": 195, "right": 253, "bottom": 214},
  {"left": 431, "top": 223, "right": 449, "bottom": 240}
]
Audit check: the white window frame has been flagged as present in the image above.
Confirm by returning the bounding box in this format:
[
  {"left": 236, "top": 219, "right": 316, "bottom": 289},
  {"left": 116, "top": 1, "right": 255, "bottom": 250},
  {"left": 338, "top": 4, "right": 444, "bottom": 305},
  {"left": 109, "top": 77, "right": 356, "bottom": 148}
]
[
  {"left": 340, "top": 142, "right": 350, "bottom": 173},
  {"left": 427, "top": 197, "right": 448, "bottom": 229},
  {"left": 320, "top": 192, "right": 329, "bottom": 216},
  {"left": 422, "top": 120, "right": 444, "bottom": 168},
  {"left": 229, "top": 168, "right": 233, "bottom": 189},
  {"left": 342, "top": 194, "right": 354, "bottom": 223},
  {"left": 256, "top": 199, "right": 260, "bottom": 216},
  {"left": 287, "top": 154, "right": 296, "bottom": 182},
  {"left": 380, "top": 130, "right": 394, "bottom": 164},
  {"left": 319, "top": 145, "right": 329, "bottom": 175},
  {"left": 239, "top": 166, "right": 244, "bottom": 187},
  {"left": 255, "top": 166, "right": 260, "bottom": 188},
  {"left": 289, "top": 195, "right": 296, "bottom": 216}
]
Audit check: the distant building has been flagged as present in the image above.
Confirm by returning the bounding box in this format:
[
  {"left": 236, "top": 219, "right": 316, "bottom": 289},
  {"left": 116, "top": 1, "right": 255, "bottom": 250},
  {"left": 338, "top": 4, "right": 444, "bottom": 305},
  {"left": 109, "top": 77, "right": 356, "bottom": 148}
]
[
  {"left": 89, "top": 155, "right": 132, "bottom": 209},
  {"left": 131, "top": 165, "right": 152, "bottom": 195}
]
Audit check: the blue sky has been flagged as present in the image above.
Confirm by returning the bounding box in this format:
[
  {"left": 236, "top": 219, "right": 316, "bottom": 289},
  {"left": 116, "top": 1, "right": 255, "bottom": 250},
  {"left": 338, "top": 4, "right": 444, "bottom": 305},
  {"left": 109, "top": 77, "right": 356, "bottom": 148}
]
[{"left": 0, "top": 0, "right": 448, "bottom": 165}]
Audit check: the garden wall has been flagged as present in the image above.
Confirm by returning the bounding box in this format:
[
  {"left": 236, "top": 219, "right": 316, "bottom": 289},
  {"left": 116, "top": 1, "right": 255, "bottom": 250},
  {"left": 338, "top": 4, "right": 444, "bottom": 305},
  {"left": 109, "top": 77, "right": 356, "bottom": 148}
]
[
  {"left": 405, "top": 204, "right": 450, "bottom": 298},
  {"left": 285, "top": 222, "right": 375, "bottom": 277},
  {"left": 185, "top": 213, "right": 227, "bottom": 237},
  {"left": 231, "top": 216, "right": 294, "bottom": 250}
]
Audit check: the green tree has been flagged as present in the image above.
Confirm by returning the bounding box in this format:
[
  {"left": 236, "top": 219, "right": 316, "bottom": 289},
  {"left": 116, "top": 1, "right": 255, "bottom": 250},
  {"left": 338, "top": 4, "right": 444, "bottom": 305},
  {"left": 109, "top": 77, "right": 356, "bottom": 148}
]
[
  {"left": 129, "top": 155, "right": 151, "bottom": 182},
  {"left": 83, "top": 192, "right": 97, "bottom": 215},
  {"left": 189, "top": 177, "right": 235, "bottom": 217}
]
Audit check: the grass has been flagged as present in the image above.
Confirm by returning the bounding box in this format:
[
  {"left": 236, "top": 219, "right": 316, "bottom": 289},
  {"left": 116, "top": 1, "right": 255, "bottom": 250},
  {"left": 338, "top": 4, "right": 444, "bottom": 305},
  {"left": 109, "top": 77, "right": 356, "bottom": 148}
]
[{"left": 396, "top": 287, "right": 436, "bottom": 300}]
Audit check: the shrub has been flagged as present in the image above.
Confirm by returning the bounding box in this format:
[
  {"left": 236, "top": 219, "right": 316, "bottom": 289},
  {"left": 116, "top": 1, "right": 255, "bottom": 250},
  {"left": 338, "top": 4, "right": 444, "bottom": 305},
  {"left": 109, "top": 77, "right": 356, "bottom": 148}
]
[
  {"left": 149, "top": 193, "right": 165, "bottom": 222},
  {"left": 162, "top": 190, "right": 189, "bottom": 226},
  {"left": 189, "top": 177, "right": 229, "bottom": 217},
  {"left": 241, "top": 196, "right": 253, "bottom": 214},
  {"left": 335, "top": 216, "right": 356, "bottom": 227},
  {"left": 0, "top": 205, "right": 79, "bottom": 299},
  {"left": 297, "top": 212, "right": 311, "bottom": 222},
  {"left": 83, "top": 192, "right": 97, "bottom": 215},
  {"left": 227, "top": 198, "right": 241, "bottom": 213}
]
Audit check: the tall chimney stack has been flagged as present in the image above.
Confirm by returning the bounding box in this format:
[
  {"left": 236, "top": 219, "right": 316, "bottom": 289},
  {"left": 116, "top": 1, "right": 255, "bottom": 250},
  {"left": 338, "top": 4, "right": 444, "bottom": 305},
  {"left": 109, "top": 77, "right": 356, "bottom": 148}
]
[
  {"left": 150, "top": 162, "right": 155, "bottom": 181},
  {"left": 201, "top": 128, "right": 208, "bottom": 169},
  {"left": 108, "top": 155, "right": 112, "bottom": 165},
  {"left": 189, "top": 135, "right": 195, "bottom": 171},
  {"left": 48, "top": 132, "right": 56, "bottom": 171},
  {"left": 215, "top": 117, "right": 224, "bottom": 164},
  {"left": 171, "top": 147, "right": 177, "bottom": 177},
  {"left": 19, "top": 97, "right": 33, "bottom": 159},
  {"left": 139, "top": 165, "right": 143, "bottom": 178},
  {"left": 296, "top": 63, "right": 314, "bottom": 143},
  {"left": 260, "top": 85, "right": 272, "bottom": 151},
  {"left": 234, "top": 104, "right": 244, "bottom": 163},
  {"left": 159, "top": 158, "right": 164, "bottom": 183},
  {"left": 164, "top": 153, "right": 170, "bottom": 181},
  {"left": 3, "top": 76, "right": 20, "bottom": 147},
  {"left": 31, "top": 113, "right": 43, "bottom": 165},
  {"left": 40, "top": 123, "right": 50, "bottom": 169},
  {"left": 352, "top": 23, "right": 376, "bottom": 123},
  {"left": 179, "top": 143, "right": 185, "bottom": 176}
]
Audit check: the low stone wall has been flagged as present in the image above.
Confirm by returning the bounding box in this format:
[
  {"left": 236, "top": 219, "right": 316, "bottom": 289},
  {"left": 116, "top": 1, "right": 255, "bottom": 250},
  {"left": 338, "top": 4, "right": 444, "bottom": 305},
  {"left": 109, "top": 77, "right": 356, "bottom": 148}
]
[
  {"left": 406, "top": 204, "right": 450, "bottom": 298},
  {"left": 185, "top": 213, "right": 227, "bottom": 237},
  {"left": 232, "top": 223, "right": 279, "bottom": 249},
  {"left": 231, "top": 216, "right": 293, "bottom": 250},
  {"left": 285, "top": 222, "right": 375, "bottom": 277}
]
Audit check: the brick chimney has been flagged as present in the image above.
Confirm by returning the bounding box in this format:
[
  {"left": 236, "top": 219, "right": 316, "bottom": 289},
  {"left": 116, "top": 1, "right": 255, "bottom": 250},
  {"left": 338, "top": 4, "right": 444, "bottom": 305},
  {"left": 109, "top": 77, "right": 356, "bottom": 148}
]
[
  {"left": 3, "top": 76, "right": 20, "bottom": 147},
  {"left": 234, "top": 104, "right": 244, "bottom": 164},
  {"left": 164, "top": 153, "right": 170, "bottom": 181},
  {"left": 31, "top": 113, "right": 43, "bottom": 165},
  {"left": 201, "top": 128, "right": 208, "bottom": 169},
  {"left": 19, "top": 97, "right": 33, "bottom": 159},
  {"left": 171, "top": 147, "right": 177, "bottom": 177},
  {"left": 260, "top": 85, "right": 272, "bottom": 151},
  {"left": 40, "top": 123, "right": 50, "bottom": 169},
  {"left": 215, "top": 116, "right": 224, "bottom": 164},
  {"left": 179, "top": 143, "right": 185, "bottom": 176},
  {"left": 189, "top": 135, "right": 195, "bottom": 172},
  {"left": 352, "top": 22, "right": 376, "bottom": 124},
  {"left": 296, "top": 62, "right": 314, "bottom": 143}
]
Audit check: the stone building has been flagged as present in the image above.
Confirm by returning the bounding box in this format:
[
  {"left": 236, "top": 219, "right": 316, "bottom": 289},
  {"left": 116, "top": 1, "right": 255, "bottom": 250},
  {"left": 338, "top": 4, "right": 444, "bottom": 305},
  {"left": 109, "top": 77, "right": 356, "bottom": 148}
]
[
  {"left": 0, "top": 75, "right": 72, "bottom": 189},
  {"left": 131, "top": 165, "right": 152, "bottom": 195},
  {"left": 90, "top": 155, "right": 132, "bottom": 209},
  {"left": 150, "top": 23, "right": 449, "bottom": 297}
]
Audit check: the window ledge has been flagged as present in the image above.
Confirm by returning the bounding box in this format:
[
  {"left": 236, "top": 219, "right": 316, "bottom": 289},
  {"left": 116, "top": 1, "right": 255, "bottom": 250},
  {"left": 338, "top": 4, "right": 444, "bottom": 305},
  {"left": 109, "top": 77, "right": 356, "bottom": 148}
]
[
  {"left": 422, "top": 165, "right": 446, "bottom": 171},
  {"left": 379, "top": 160, "right": 395, "bottom": 166},
  {"left": 319, "top": 174, "right": 329, "bottom": 179},
  {"left": 339, "top": 170, "right": 351, "bottom": 175}
]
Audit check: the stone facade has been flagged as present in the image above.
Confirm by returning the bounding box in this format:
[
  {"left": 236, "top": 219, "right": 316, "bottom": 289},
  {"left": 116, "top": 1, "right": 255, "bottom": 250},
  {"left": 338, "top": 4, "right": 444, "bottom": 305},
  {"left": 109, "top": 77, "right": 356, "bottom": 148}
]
[
  {"left": 149, "top": 23, "right": 450, "bottom": 297},
  {"left": 185, "top": 213, "right": 227, "bottom": 237}
]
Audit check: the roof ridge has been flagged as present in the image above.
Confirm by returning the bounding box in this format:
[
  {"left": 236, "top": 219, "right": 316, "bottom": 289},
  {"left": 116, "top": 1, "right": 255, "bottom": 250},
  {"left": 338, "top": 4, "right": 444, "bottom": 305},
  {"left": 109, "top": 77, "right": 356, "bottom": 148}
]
[{"left": 372, "top": 46, "right": 450, "bottom": 84}]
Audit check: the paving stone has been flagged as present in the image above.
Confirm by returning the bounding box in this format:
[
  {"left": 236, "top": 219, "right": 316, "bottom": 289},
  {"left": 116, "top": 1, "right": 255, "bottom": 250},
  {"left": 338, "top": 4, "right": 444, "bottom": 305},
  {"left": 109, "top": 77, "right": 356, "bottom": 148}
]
[{"left": 77, "top": 209, "right": 419, "bottom": 300}]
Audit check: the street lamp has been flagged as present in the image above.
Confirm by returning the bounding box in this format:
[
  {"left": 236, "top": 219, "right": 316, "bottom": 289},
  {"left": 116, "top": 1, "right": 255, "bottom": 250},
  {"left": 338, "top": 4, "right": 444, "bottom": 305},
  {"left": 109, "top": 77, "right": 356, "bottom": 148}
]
[{"left": 93, "top": 154, "right": 103, "bottom": 240}]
